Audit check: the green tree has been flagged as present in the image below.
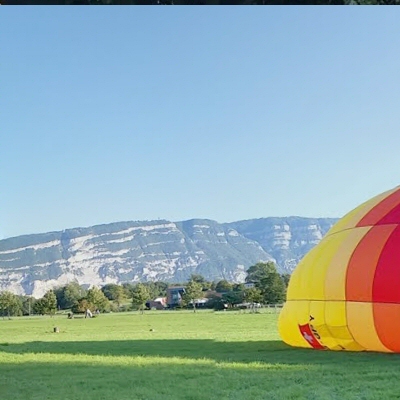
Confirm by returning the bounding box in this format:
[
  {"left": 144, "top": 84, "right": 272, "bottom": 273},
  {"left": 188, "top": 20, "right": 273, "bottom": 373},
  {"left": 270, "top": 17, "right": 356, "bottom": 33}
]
[
  {"left": 244, "top": 287, "right": 263, "bottom": 303},
  {"left": 154, "top": 281, "right": 168, "bottom": 296},
  {"left": 260, "top": 273, "right": 286, "bottom": 304},
  {"left": 205, "top": 294, "right": 226, "bottom": 310},
  {"left": 101, "top": 284, "right": 126, "bottom": 306},
  {"left": 246, "top": 262, "right": 286, "bottom": 304},
  {"left": 142, "top": 281, "right": 168, "bottom": 299},
  {"left": 189, "top": 274, "right": 207, "bottom": 284},
  {"left": 71, "top": 298, "right": 95, "bottom": 314},
  {"left": 246, "top": 261, "right": 277, "bottom": 284},
  {"left": 101, "top": 283, "right": 120, "bottom": 300},
  {"left": 0, "top": 291, "right": 22, "bottom": 318},
  {"left": 63, "top": 282, "right": 87, "bottom": 309},
  {"left": 244, "top": 287, "right": 263, "bottom": 313},
  {"left": 20, "top": 296, "right": 34, "bottom": 316},
  {"left": 33, "top": 298, "right": 46, "bottom": 315},
  {"left": 215, "top": 279, "right": 233, "bottom": 293},
  {"left": 281, "top": 273, "right": 291, "bottom": 288},
  {"left": 53, "top": 286, "right": 64, "bottom": 308},
  {"left": 188, "top": 274, "right": 213, "bottom": 290},
  {"left": 182, "top": 280, "right": 203, "bottom": 313},
  {"left": 42, "top": 290, "right": 57, "bottom": 316},
  {"left": 54, "top": 282, "right": 87, "bottom": 309},
  {"left": 232, "top": 283, "right": 245, "bottom": 292},
  {"left": 131, "top": 284, "right": 150, "bottom": 314},
  {"left": 33, "top": 290, "right": 57, "bottom": 316},
  {"left": 122, "top": 283, "right": 135, "bottom": 299},
  {"left": 222, "top": 290, "right": 244, "bottom": 308},
  {"left": 87, "top": 287, "right": 110, "bottom": 312}
]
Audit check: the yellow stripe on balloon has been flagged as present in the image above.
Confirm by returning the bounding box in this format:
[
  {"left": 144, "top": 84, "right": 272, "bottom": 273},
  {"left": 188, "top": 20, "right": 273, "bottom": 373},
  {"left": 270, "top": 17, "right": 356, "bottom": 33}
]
[
  {"left": 347, "top": 302, "right": 390, "bottom": 352},
  {"left": 324, "top": 227, "right": 370, "bottom": 301},
  {"left": 278, "top": 300, "right": 311, "bottom": 349},
  {"left": 305, "top": 233, "right": 348, "bottom": 301},
  {"left": 324, "top": 301, "right": 365, "bottom": 351},
  {"left": 286, "top": 244, "right": 323, "bottom": 300},
  {"left": 309, "top": 300, "right": 341, "bottom": 350}
]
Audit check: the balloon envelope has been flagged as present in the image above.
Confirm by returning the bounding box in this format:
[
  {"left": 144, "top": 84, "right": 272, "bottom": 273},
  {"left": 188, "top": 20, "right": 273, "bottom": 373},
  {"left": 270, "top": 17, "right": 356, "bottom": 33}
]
[{"left": 278, "top": 186, "right": 400, "bottom": 352}]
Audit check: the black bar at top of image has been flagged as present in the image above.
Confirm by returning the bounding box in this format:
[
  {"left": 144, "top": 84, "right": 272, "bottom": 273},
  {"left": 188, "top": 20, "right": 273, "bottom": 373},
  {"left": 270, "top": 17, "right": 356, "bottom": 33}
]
[{"left": 1, "top": 0, "right": 400, "bottom": 5}]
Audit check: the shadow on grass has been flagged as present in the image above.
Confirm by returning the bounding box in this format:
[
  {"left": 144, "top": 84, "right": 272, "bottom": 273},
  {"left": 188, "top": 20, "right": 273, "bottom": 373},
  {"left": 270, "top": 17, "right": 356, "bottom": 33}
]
[
  {"left": 1, "top": 341, "right": 400, "bottom": 400},
  {"left": 0, "top": 358, "right": 363, "bottom": 400},
  {"left": 1, "top": 338, "right": 400, "bottom": 366},
  {"left": 2, "top": 340, "right": 400, "bottom": 399}
]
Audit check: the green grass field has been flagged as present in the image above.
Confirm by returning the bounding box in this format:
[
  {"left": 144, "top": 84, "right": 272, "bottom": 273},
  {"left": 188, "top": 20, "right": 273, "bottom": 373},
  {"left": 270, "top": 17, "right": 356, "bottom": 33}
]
[{"left": 0, "top": 310, "right": 400, "bottom": 400}]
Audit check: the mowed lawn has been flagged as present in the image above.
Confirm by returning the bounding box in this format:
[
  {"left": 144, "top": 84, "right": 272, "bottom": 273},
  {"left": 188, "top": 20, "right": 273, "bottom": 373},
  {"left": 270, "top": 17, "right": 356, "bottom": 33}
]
[{"left": 1, "top": 311, "right": 400, "bottom": 400}]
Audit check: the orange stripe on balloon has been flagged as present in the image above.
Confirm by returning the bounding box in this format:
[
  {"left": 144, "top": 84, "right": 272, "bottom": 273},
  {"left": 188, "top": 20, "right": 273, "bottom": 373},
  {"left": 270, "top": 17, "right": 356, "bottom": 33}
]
[
  {"left": 372, "top": 225, "right": 400, "bottom": 303},
  {"left": 357, "top": 187, "right": 400, "bottom": 227},
  {"left": 374, "top": 303, "right": 400, "bottom": 352},
  {"left": 346, "top": 225, "right": 396, "bottom": 302}
]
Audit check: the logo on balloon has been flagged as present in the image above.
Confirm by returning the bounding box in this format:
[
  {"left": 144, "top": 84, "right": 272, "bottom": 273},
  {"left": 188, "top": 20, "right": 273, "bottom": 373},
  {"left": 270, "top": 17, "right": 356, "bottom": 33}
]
[{"left": 298, "top": 316, "right": 327, "bottom": 350}]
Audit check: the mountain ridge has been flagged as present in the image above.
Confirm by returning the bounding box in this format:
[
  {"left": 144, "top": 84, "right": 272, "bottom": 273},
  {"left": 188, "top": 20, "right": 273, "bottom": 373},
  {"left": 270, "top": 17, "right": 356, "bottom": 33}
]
[{"left": 0, "top": 216, "right": 338, "bottom": 297}]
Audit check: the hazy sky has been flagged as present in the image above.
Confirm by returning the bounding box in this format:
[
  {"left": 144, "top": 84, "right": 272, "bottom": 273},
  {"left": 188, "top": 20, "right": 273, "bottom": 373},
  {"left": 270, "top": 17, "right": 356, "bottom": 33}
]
[{"left": 2, "top": 7, "right": 400, "bottom": 239}]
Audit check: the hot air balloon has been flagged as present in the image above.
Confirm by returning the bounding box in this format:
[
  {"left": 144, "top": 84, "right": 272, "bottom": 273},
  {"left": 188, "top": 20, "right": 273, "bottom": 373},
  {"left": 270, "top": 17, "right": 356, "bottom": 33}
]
[{"left": 278, "top": 186, "right": 400, "bottom": 352}]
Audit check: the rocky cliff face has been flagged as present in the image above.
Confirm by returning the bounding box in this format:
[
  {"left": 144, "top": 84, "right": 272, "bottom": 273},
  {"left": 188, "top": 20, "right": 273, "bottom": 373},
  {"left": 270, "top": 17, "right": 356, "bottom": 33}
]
[
  {"left": 225, "top": 217, "right": 337, "bottom": 272},
  {"left": 0, "top": 217, "right": 337, "bottom": 297}
]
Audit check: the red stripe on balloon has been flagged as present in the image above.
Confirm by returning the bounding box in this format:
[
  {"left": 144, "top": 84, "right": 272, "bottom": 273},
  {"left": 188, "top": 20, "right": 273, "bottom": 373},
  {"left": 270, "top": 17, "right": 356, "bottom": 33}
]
[
  {"left": 372, "top": 225, "right": 400, "bottom": 303},
  {"left": 357, "top": 188, "right": 400, "bottom": 227},
  {"left": 376, "top": 202, "right": 400, "bottom": 225},
  {"left": 346, "top": 225, "right": 396, "bottom": 302}
]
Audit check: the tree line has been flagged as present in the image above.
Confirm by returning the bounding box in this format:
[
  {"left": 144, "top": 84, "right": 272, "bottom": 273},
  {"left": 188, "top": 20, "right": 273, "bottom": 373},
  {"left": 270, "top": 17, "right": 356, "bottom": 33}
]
[{"left": 0, "top": 261, "right": 289, "bottom": 317}]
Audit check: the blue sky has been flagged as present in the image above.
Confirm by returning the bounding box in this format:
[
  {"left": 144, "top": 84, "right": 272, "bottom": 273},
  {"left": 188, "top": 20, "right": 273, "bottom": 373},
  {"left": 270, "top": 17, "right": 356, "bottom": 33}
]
[{"left": 2, "top": 7, "right": 400, "bottom": 239}]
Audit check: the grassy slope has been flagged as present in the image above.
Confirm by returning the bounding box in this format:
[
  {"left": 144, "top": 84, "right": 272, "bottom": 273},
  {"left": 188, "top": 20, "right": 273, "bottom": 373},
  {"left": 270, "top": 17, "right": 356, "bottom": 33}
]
[{"left": 0, "top": 311, "right": 400, "bottom": 400}]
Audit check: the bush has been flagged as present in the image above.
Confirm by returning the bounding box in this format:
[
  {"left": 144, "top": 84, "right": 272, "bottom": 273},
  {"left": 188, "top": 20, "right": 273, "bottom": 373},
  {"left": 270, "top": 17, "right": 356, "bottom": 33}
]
[
  {"left": 119, "top": 304, "right": 133, "bottom": 312},
  {"left": 109, "top": 303, "right": 120, "bottom": 313},
  {"left": 205, "top": 296, "right": 226, "bottom": 310},
  {"left": 71, "top": 299, "right": 95, "bottom": 314}
]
